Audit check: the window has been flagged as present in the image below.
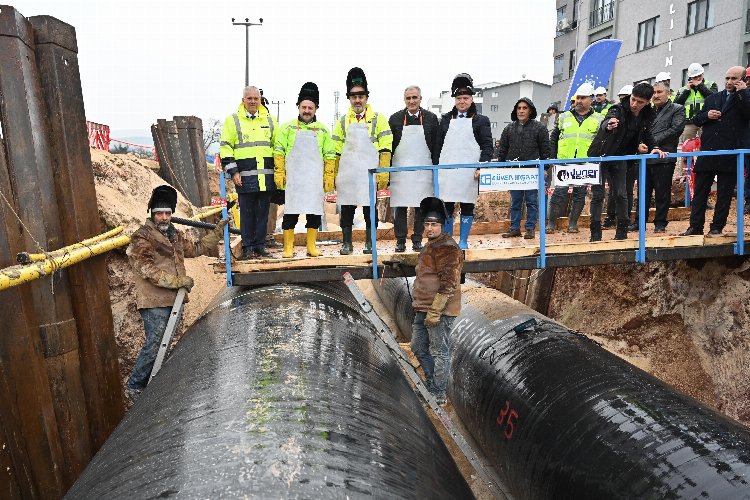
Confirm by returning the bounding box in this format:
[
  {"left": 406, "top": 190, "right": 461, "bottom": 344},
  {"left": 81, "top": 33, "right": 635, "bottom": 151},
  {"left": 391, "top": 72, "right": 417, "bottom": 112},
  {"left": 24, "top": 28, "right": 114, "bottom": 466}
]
[
  {"left": 491, "top": 91, "right": 498, "bottom": 97},
  {"left": 680, "top": 63, "right": 709, "bottom": 86},
  {"left": 553, "top": 54, "right": 564, "bottom": 83},
  {"left": 590, "top": 0, "right": 615, "bottom": 28},
  {"left": 633, "top": 77, "right": 655, "bottom": 86},
  {"left": 571, "top": 1, "right": 578, "bottom": 28},
  {"left": 490, "top": 105, "right": 499, "bottom": 112},
  {"left": 745, "top": 42, "right": 750, "bottom": 67},
  {"left": 570, "top": 49, "right": 578, "bottom": 77},
  {"left": 556, "top": 6, "right": 567, "bottom": 36},
  {"left": 637, "top": 16, "right": 659, "bottom": 51},
  {"left": 686, "top": 0, "right": 713, "bottom": 35},
  {"left": 491, "top": 122, "right": 498, "bottom": 129},
  {"left": 746, "top": 8, "right": 749, "bottom": 33}
]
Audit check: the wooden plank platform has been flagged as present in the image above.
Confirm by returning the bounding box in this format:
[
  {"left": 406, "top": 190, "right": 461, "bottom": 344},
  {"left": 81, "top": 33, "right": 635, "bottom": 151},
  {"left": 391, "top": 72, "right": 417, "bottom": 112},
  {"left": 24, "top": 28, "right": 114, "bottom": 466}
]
[{"left": 217, "top": 232, "right": 749, "bottom": 286}]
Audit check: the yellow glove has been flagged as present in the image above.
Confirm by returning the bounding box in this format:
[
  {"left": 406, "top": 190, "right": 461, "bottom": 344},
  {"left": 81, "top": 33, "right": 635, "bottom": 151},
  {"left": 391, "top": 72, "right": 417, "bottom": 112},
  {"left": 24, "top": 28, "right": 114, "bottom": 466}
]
[
  {"left": 377, "top": 152, "right": 391, "bottom": 190},
  {"left": 200, "top": 218, "right": 229, "bottom": 248},
  {"left": 424, "top": 292, "right": 450, "bottom": 327},
  {"left": 273, "top": 154, "right": 286, "bottom": 190},
  {"left": 324, "top": 158, "right": 336, "bottom": 192},
  {"left": 156, "top": 271, "right": 194, "bottom": 292}
]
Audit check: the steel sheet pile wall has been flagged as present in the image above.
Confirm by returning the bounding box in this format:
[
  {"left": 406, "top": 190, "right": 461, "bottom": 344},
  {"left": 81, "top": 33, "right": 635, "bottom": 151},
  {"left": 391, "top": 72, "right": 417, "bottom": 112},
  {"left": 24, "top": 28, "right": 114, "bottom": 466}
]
[
  {"left": 151, "top": 116, "right": 210, "bottom": 208},
  {"left": 0, "top": 6, "right": 124, "bottom": 497},
  {"left": 65, "top": 284, "right": 472, "bottom": 499},
  {"left": 377, "top": 279, "right": 750, "bottom": 499}
]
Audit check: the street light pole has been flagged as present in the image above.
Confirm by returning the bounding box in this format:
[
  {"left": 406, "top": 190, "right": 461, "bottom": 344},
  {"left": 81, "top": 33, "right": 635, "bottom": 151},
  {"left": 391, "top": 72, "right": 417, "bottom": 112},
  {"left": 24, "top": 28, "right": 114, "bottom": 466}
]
[
  {"left": 231, "top": 17, "right": 263, "bottom": 87},
  {"left": 271, "top": 100, "right": 285, "bottom": 122}
]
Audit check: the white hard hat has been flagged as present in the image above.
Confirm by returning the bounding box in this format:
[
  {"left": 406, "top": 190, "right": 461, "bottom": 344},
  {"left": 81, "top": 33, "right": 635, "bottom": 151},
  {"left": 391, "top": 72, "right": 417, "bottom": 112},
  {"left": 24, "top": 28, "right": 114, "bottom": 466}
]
[
  {"left": 617, "top": 84, "right": 633, "bottom": 96},
  {"left": 594, "top": 86, "right": 607, "bottom": 95},
  {"left": 574, "top": 82, "right": 595, "bottom": 96},
  {"left": 655, "top": 71, "right": 671, "bottom": 82},
  {"left": 687, "top": 63, "right": 704, "bottom": 78}
]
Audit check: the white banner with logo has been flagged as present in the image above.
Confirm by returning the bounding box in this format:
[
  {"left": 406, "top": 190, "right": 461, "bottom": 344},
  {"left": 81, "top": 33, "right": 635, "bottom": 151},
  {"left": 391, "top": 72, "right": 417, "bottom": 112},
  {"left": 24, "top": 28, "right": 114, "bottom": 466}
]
[
  {"left": 552, "top": 163, "right": 600, "bottom": 186},
  {"left": 478, "top": 168, "right": 540, "bottom": 192}
]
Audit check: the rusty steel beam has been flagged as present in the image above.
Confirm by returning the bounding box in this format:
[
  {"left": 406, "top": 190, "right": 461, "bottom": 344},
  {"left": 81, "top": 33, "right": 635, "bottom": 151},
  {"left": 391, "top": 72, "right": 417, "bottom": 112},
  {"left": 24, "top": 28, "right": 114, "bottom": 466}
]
[
  {"left": 152, "top": 119, "right": 177, "bottom": 187},
  {"left": 0, "top": 5, "right": 91, "bottom": 489},
  {"left": 184, "top": 116, "right": 212, "bottom": 207},
  {"left": 29, "top": 14, "right": 125, "bottom": 452},
  {"left": 0, "top": 98, "right": 66, "bottom": 498},
  {"left": 164, "top": 120, "right": 193, "bottom": 202},
  {"left": 174, "top": 116, "right": 204, "bottom": 206}
]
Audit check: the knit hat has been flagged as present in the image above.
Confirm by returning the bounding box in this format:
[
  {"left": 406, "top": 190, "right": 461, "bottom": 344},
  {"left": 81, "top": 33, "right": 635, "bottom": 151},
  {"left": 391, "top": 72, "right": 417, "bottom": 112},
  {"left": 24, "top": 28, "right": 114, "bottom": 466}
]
[
  {"left": 148, "top": 185, "right": 177, "bottom": 213},
  {"left": 451, "top": 73, "right": 474, "bottom": 97},
  {"left": 296, "top": 81, "right": 320, "bottom": 106},
  {"left": 346, "top": 67, "right": 369, "bottom": 97}
]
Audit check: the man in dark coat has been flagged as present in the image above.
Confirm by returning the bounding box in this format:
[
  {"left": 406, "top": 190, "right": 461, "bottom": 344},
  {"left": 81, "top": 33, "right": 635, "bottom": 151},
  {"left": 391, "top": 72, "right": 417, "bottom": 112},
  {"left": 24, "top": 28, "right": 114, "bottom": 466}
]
[
  {"left": 497, "top": 98, "right": 551, "bottom": 239},
  {"left": 635, "top": 81, "right": 685, "bottom": 232},
  {"left": 681, "top": 66, "right": 750, "bottom": 236},
  {"left": 388, "top": 85, "right": 440, "bottom": 252},
  {"left": 588, "top": 82, "right": 666, "bottom": 241}
]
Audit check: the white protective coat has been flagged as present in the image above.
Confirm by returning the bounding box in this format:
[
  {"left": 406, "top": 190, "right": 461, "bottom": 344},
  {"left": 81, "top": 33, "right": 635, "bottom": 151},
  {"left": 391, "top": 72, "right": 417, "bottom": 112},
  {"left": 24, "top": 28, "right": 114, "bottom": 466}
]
[
  {"left": 335, "top": 122, "right": 379, "bottom": 206},
  {"left": 438, "top": 118, "right": 480, "bottom": 204},
  {"left": 284, "top": 129, "right": 324, "bottom": 215},
  {"left": 390, "top": 125, "right": 434, "bottom": 207}
]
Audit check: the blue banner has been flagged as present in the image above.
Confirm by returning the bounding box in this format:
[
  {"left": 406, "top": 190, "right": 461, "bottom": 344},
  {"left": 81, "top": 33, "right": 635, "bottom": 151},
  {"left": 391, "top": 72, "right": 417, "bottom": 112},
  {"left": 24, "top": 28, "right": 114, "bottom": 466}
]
[{"left": 564, "top": 39, "right": 622, "bottom": 111}]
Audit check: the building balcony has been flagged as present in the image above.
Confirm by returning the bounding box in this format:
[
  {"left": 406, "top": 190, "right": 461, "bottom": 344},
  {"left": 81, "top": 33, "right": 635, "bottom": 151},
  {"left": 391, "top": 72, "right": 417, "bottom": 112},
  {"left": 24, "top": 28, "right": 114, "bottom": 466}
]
[{"left": 590, "top": 3, "right": 615, "bottom": 28}]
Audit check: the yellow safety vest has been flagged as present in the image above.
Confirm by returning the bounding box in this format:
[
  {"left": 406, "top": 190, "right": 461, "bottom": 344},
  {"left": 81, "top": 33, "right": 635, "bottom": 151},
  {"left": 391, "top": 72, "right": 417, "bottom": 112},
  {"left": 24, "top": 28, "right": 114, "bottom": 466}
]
[
  {"left": 219, "top": 104, "right": 277, "bottom": 192},
  {"left": 556, "top": 111, "right": 604, "bottom": 159},
  {"left": 677, "top": 80, "right": 716, "bottom": 120}
]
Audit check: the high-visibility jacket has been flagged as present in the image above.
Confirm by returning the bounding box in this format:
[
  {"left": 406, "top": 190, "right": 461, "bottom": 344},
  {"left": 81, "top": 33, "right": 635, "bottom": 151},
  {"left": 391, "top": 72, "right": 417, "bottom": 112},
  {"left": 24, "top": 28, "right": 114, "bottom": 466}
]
[
  {"left": 593, "top": 101, "right": 612, "bottom": 116},
  {"left": 676, "top": 80, "right": 716, "bottom": 120},
  {"left": 274, "top": 119, "right": 336, "bottom": 160},
  {"left": 556, "top": 110, "right": 604, "bottom": 158},
  {"left": 331, "top": 104, "right": 393, "bottom": 155},
  {"left": 220, "top": 103, "right": 278, "bottom": 193}
]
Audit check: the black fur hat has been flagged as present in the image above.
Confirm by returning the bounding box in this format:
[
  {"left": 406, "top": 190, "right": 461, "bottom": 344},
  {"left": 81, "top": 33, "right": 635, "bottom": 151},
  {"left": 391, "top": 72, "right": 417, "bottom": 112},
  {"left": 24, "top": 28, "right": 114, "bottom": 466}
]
[
  {"left": 420, "top": 196, "right": 448, "bottom": 224},
  {"left": 297, "top": 82, "right": 319, "bottom": 106},
  {"left": 346, "top": 67, "right": 369, "bottom": 97},
  {"left": 147, "top": 185, "right": 177, "bottom": 213},
  {"left": 451, "top": 73, "right": 474, "bottom": 97}
]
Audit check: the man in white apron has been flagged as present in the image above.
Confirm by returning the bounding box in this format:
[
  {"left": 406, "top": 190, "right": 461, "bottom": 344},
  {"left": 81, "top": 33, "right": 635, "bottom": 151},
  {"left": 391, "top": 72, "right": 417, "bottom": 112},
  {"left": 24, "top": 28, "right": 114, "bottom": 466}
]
[
  {"left": 435, "top": 73, "right": 494, "bottom": 249},
  {"left": 331, "top": 67, "right": 393, "bottom": 254},
  {"left": 273, "top": 82, "right": 336, "bottom": 258},
  {"left": 388, "top": 85, "right": 440, "bottom": 252}
]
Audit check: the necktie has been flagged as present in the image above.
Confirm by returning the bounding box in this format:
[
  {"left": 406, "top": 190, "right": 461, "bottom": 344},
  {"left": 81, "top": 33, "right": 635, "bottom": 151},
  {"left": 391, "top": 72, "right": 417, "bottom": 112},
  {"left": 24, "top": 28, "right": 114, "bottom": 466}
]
[
  {"left": 356, "top": 114, "right": 362, "bottom": 122},
  {"left": 459, "top": 113, "right": 466, "bottom": 118},
  {"left": 250, "top": 114, "right": 256, "bottom": 120}
]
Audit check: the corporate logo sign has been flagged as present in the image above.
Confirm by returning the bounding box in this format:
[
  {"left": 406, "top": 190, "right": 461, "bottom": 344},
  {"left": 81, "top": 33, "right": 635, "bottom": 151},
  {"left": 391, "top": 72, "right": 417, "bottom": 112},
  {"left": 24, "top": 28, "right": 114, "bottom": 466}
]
[
  {"left": 553, "top": 163, "right": 600, "bottom": 186},
  {"left": 479, "top": 168, "right": 540, "bottom": 192}
]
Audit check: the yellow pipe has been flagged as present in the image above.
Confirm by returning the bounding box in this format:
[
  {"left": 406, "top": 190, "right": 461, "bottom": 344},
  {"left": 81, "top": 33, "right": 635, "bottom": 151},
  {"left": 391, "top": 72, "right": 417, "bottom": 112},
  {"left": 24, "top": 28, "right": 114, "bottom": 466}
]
[
  {"left": 190, "top": 205, "right": 224, "bottom": 220},
  {"left": 18, "top": 226, "right": 125, "bottom": 264},
  {"left": 1, "top": 234, "right": 131, "bottom": 292}
]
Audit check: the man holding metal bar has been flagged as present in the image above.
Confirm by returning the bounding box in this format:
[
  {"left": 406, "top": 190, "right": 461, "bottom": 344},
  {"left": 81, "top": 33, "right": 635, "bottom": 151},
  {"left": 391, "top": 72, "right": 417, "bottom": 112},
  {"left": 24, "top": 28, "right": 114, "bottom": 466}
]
[{"left": 126, "top": 185, "right": 226, "bottom": 401}]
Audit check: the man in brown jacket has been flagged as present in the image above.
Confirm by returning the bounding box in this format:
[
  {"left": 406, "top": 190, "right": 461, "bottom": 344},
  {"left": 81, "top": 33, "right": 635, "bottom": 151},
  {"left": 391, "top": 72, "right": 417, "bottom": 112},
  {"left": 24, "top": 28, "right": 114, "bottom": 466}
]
[
  {"left": 125, "top": 185, "right": 226, "bottom": 400},
  {"left": 410, "top": 196, "right": 463, "bottom": 405}
]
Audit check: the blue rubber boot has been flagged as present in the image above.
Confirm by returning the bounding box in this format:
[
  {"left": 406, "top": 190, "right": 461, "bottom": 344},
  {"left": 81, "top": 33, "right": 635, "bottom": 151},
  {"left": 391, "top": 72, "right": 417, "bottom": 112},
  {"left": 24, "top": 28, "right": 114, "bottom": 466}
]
[
  {"left": 445, "top": 216, "right": 454, "bottom": 237},
  {"left": 458, "top": 215, "right": 473, "bottom": 250}
]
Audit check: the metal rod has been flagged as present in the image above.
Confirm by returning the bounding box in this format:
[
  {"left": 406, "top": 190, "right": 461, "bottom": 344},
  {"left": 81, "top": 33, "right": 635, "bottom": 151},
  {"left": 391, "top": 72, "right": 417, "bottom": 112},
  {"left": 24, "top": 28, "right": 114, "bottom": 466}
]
[
  {"left": 369, "top": 169, "right": 378, "bottom": 280},
  {"left": 538, "top": 163, "right": 546, "bottom": 269},
  {"left": 685, "top": 156, "right": 693, "bottom": 207},
  {"left": 148, "top": 288, "right": 186, "bottom": 382},
  {"left": 637, "top": 157, "right": 647, "bottom": 263},
  {"left": 220, "top": 170, "right": 233, "bottom": 287},
  {"left": 736, "top": 153, "right": 745, "bottom": 256}
]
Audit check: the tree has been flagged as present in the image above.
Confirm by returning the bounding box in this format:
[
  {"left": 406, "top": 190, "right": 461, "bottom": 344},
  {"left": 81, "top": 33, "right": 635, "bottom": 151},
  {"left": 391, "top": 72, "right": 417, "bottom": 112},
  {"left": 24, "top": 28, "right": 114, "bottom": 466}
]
[
  {"left": 110, "top": 143, "right": 129, "bottom": 154},
  {"left": 203, "top": 118, "right": 222, "bottom": 151}
]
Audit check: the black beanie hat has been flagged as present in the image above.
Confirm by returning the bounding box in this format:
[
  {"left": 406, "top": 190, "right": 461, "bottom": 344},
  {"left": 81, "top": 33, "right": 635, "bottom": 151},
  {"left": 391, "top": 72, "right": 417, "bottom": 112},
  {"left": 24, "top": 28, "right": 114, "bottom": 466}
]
[
  {"left": 346, "top": 67, "right": 369, "bottom": 97},
  {"left": 297, "top": 81, "right": 320, "bottom": 107},
  {"left": 451, "top": 73, "right": 474, "bottom": 97}
]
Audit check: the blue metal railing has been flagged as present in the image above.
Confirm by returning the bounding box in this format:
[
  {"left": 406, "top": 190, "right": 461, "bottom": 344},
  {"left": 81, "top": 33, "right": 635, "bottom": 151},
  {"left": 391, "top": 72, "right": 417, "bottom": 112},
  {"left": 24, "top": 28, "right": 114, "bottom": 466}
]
[
  {"left": 368, "top": 149, "right": 750, "bottom": 280},
  {"left": 220, "top": 171, "right": 233, "bottom": 287}
]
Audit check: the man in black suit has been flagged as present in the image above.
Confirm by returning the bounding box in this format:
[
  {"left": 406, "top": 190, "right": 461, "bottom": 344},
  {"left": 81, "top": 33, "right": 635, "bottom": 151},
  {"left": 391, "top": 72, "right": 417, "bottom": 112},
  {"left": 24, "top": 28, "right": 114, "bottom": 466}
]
[{"left": 681, "top": 66, "right": 750, "bottom": 237}]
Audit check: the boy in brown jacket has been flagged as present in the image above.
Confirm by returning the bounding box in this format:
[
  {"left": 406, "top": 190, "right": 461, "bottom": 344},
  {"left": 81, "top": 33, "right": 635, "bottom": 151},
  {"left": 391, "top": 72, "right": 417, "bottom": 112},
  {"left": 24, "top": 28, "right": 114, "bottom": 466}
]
[
  {"left": 411, "top": 196, "right": 463, "bottom": 405},
  {"left": 125, "top": 185, "right": 226, "bottom": 400}
]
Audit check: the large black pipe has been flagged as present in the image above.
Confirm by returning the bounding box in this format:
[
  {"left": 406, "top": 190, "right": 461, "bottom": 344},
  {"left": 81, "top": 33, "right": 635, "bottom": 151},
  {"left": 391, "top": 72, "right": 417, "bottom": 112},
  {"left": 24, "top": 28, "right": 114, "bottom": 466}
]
[
  {"left": 375, "top": 279, "right": 750, "bottom": 499},
  {"left": 372, "top": 276, "right": 415, "bottom": 341},
  {"left": 65, "top": 283, "right": 472, "bottom": 499}
]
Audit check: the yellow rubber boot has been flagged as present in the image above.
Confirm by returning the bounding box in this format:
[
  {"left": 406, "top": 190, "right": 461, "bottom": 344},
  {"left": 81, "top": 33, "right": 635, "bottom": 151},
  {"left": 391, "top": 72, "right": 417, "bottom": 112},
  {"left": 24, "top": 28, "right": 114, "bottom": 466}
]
[
  {"left": 306, "top": 228, "right": 322, "bottom": 257},
  {"left": 282, "top": 229, "right": 294, "bottom": 258}
]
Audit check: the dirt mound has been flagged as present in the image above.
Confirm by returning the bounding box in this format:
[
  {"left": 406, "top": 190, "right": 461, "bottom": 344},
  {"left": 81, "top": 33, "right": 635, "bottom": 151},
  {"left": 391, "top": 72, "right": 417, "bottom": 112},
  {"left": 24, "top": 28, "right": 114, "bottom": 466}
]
[
  {"left": 549, "top": 258, "right": 750, "bottom": 424},
  {"left": 91, "top": 148, "right": 225, "bottom": 391}
]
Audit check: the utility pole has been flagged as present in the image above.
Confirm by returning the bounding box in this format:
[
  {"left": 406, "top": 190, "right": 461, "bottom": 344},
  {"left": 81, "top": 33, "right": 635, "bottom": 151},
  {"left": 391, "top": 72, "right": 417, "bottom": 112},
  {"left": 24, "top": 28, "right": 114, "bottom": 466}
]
[
  {"left": 231, "top": 17, "right": 263, "bottom": 87},
  {"left": 333, "top": 91, "right": 340, "bottom": 128},
  {"left": 271, "top": 100, "right": 285, "bottom": 122}
]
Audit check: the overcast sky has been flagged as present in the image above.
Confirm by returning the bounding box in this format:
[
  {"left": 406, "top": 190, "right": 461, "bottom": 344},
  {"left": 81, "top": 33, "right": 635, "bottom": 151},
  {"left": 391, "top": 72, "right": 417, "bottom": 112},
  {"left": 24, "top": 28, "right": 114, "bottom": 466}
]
[{"left": 12, "top": 0, "right": 555, "bottom": 136}]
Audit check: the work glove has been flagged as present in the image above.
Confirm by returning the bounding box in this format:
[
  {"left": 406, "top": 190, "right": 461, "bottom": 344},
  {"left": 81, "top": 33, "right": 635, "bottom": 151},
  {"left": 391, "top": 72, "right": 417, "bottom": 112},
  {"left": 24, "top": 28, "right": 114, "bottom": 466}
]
[
  {"left": 323, "top": 158, "right": 336, "bottom": 192},
  {"left": 273, "top": 154, "right": 286, "bottom": 190},
  {"left": 157, "top": 271, "right": 194, "bottom": 292},
  {"left": 377, "top": 152, "right": 391, "bottom": 190},
  {"left": 424, "top": 292, "right": 449, "bottom": 327},
  {"left": 385, "top": 253, "right": 419, "bottom": 267},
  {"left": 200, "top": 218, "right": 229, "bottom": 248}
]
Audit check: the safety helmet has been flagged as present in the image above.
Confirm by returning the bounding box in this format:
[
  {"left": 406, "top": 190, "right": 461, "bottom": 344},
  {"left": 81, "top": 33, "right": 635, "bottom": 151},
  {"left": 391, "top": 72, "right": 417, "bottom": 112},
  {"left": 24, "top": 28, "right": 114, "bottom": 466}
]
[
  {"left": 594, "top": 86, "right": 607, "bottom": 95},
  {"left": 655, "top": 71, "right": 671, "bottom": 83},
  {"left": 686, "top": 63, "right": 704, "bottom": 78},
  {"left": 617, "top": 84, "right": 633, "bottom": 97},
  {"left": 575, "top": 83, "right": 596, "bottom": 96}
]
